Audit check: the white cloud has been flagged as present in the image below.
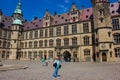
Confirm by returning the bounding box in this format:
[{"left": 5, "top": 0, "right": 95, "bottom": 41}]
[{"left": 58, "top": 4, "right": 68, "bottom": 12}]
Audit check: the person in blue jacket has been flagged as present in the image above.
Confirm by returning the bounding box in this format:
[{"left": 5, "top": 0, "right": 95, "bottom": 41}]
[{"left": 52, "top": 57, "right": 61, "bottom": 79}]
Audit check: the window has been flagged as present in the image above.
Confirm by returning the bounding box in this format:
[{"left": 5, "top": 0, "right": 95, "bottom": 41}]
[
  {"left": 84, "top": 36, "right": 89, "bottom": 45},
  {"left": 21, "top": 33, "right": 24, "bottom": 39},
  {"left": 24, "top": 52, "right": 27, "bottom": 58},
  {"left": 64, "top": 26, "right": 68, "bottom": 35},
  {"left": 112, "top": 19, "right": 120, "bottom": 30},
  {"left": 29, "top": 41, "right": 32, "bottom": 48},
  {"left": 28, "top": 51, "right": 32, "bottom": 58},
  {"left": 99, "top": 9, "right": 104, "bottom": 15},
  {"left": 4, "top": 31, "right": 7, "bottom": 39},
  {"left": 0, "top": 30, "right": 2, "bottom": 38},
  {"left": 40, "top": 30, "right": 43, "bottom": 38},
  {"left": 39, "top": 40, "right": 43, "bottom": 47},
  {"left": 34, "top": 30, "right": 38, "bottom": 38},
  {"left": 26, "top": 32, "right": 28, "bottom": 39},
  {"left": 3, "top": 41, "right": 7, "bottom": 48},
  {"left": 114, "top": 48, "right": 120, "bottom": 57},
  {"left": 72, "top": 25, "right": 77, "bottom": 34},
  {"left": 48, "top": 51, "right": 53, "bottom": 58},
  {"left": 0, "top": 41, "right": 2, "bottom": 47},
  {"left": 72, "top": 37, "right": 77, "bottom": 46},
  {"left": 84, "top": 49, "right": 90, "bottom": 56},
  {"left": 49, "top": 28, "right": 53, "bottom": 37},
  {"left": 44, "top": 40, "right": 47, "bottom": 47},
  {"left": 113, "top": 34, "right": 120, "bottom": 44},
  {"left": 39, "top": 51, "right": 43, "bottom": 58},
  {"left": 33, "top": 52, "right": 37, "bottom": 58},
  {"left": 20, "top": 42, "right": 24, "bottom": 48},
  {"left": 29, "top": 31, "right": 33, "bottom": 39},
  {"left": 25, "top": 42, "right": 27, "bottom": 48},
  {"left": 56, "top": 38, "right": 61, "bottom": 46},
  {"left": 49, "top": 39, "right": 53, "bottom": 47},
  {"left": 8, "top": 31, "right": 11, "bottom": 39},
  {"left": 83, "top": 23, "right": 89, "bottom": 33},
  {"left": 34, "top": 41, "right": 38, "bottom": 48},
  {"left": 56, "top": 27, "right": 61, "bottom": 36},
  {"left": 64, "top": 38, "right": 69, "bottom": 46},
  {"left": 45, "top": 29, "right": 48, "bottom": 37},
  {"left": 99, "top": 17, "right": 104, "bottom": 23},
  {"left": 7, "top": 42, "right": 10, "bottom": 48}
]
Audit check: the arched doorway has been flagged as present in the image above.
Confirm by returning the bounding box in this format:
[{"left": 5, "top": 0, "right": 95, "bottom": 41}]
[
  {"left": 102, "top": 52, "right": 107, "bottom": 62},
  {"left": 16, "top": 52, "right": 21, "bottom": 60},
  {"left": 63, "top": 51, "right": 71, "bottom": 62}
]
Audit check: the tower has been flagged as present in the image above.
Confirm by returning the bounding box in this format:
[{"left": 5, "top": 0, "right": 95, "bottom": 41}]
[
  {"left": 12, "top": 0, "right": 24, "bottom": 22},
  {"left": 91, "top": 0, "right": 114, "bottom": 62},
  {"left": 69, "top": 2, "right": 79, "bottom": 22},
  {"left": 43, "top": 9, "right": 51, "bottom": 27},
  {"left": 10, "top": 0, "right": 23, "bottom": 60},
  {"left": 10, "top": 19, "right": 23, "bottom": 60}
]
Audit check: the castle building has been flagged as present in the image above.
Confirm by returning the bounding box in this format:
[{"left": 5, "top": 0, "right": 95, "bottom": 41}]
[{"left": 0, "top": 0, "right": 120, "bottom": 62}]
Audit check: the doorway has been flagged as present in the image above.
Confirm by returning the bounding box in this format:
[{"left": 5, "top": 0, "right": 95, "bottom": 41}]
[
  {"left": 102, "top": 52, "right": 107, "bottom": 62},
  {"left": 16, "top": 52, "right": 21, "bottom": 60},
  {"left": 63, "top": 51, "right": 71, "bottom": 62}
]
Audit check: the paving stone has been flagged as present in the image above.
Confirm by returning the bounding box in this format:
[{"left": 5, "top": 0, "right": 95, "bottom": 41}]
[{"left": 0, "top": 60, "right": 120, "bottom": 80}]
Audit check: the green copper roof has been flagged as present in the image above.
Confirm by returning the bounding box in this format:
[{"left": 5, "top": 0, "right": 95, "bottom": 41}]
[
  {"left": 14, "top": 0, "right": 22, "bottom": 14},
  {"left": 13, "top": 19, "right": 22, "bottom": 25}
]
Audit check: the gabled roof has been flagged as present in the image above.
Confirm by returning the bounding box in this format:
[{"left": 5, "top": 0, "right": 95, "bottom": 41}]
[
  {"left": 1, "top": 2, "right": 120, "bottom": 31},
  {"left": 0, "top": 15, "right": 12, "bottom": 30}
]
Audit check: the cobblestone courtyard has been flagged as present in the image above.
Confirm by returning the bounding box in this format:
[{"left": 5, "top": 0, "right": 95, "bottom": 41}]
[{"left": 0, "top": 60, "right": 120, "bottom": 80}]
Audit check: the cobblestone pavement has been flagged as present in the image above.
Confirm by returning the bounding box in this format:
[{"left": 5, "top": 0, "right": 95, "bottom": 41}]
[{"left": 0, "top": 60, "right": 120, "bottom": 80}]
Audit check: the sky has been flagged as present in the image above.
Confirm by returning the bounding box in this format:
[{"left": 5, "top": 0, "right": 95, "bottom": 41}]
[{"left": 0, "top": 0, "right": 118, "bottom": 21}]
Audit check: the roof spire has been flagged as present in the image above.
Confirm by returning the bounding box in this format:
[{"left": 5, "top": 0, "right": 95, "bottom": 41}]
[
  {"left": 14, "top": 0, "right": 22, "bottom": 14},
  {"left": 119, "top": 0, "right": 120, "bottom": 4}
]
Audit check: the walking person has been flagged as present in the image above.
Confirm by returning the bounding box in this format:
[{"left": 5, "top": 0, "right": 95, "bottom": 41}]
[
  {"left": 41, "top": 57, "right": 45, "bottom": 66},
  {"left": 52, "top": 57, "right": 61, "bottom": 79}
]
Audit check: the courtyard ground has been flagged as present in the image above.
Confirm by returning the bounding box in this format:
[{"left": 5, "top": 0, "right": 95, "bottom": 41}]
[{"left": 0, "top": 60, "right": 120, "bottom": 80}]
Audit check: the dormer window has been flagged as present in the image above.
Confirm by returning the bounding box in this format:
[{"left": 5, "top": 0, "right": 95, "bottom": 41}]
[
  {"left": 87, "top": 9, "right": 89, "bottom": 12},
  {"left": 86, "top": 15, "right": 88, "bottom": 18},
  {"left": 5, "top": 17, "right": 7, "bottom": 20},
  {"left": 99, "top": 17, "right": 104, "bottom": 23},
  {"left": 58, "top": 15, "right": 60, "bottom": 17},
  {"left": 39, "top": 19, "right": 41, "bottom": 22},
  {"left": 2, "top": 20, "right": 5, "bottom": 22},
  {"left": 55, "top": 21, "right": 57, "bottom": 23},
  {"left": 45, "top": 17, "right": 49, "bottom": 20},
  {"left": 65, "top": 19, "right": 68, "bottom": 22},
  {"left": 46, "top": 22, "right": 48, "bottom": 26},
  {"left": 46, "top": 14, "right": 48, "bottom": 17},
  {"left": 36, "top": 25, "right": 38, "bottom": 27},
  {"left": 112, "top": 11, "right": 115, "bottom": 14},
  {"left": 99, "top": 9, "right": 104, "bottom": 15},
  {"left": 73, "top": 17, "right": 76, "bottom": 22},
  {"left": 61, "top": 17, "right": 64, "bottom": 19},
  {"left": 111, "top": 4, "right": 114, "bottom": 7}
]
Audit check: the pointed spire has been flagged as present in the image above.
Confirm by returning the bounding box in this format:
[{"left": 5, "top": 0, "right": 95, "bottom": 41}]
[
  {"left": 14, "top": 0, "right": 22, "bottom": 14},
  {"left": 44, "top": 9, "right": 50, "bottom": 17},
  {"left": 0, "top": 9, "right": 3, "bottom": 15},
  {"left": 70, "top": 2, "right": 78, "bottom": 11}
]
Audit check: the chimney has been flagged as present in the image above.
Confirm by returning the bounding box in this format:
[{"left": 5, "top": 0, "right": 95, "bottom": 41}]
[
  {"left": 54, "top": 11, "right": 57, "bottom": 16},
  {"left": 34, "top": 16, "right": 37, "bottom": 20},
  {"left": 119, "top": 0, "right": 120, "bottom": 4}
]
